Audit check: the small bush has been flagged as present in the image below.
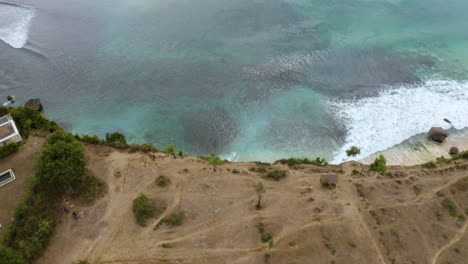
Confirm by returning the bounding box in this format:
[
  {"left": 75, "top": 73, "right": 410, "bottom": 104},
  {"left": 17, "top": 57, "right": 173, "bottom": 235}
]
[
  {"left": 232, "top": 169, "right": 240, "bottom": 174},
  {"left": 164, "top": 145, "right": 176, "bottom": 155},
  {"left": 275, "top": 157, "right": 327, "bottom": 166},
  {"left": 422, "top": 161, "right": 437, "bottom": 168},
  {"left": 166, "top": 214, "right": 181, "bottom": 226},
  {"left": 288, "top": 241, "right": 296, "bottom": 247},
  {"left": 76, "top": 134, "right": 101, "bottom": 144},
  {"left": 369, "top": 155, "right": 387, "bottom": 173},
  {"left": 348, "top": 242, "right": 357, "bottom": 248},
  {"left": 178, "top": 150, "right": 184, "bottom": 157},
  {"left": 436, "top": 191, "right": 444, "bottom": 197},
  {"left": 105, "top": 132, "right": 127, "bottom": 147},
  {"left": 266, "top": 170, "right": 286, "bottom": 181},
  {"left": 162, "top": 243, "right": 171, "bottom": 248},
  {"left": 250, "top": 167, "right": 267, "bottom": 173},
  {"left": 454, "top": 248, "right": 461, "bottom": 254},
  {"left": 268, "top": 239, "right": 274, "bottom": 248},
  {"left": 441, "top": 198, "right": 458, "bottom": 217},
  {"left": 132, "top": 193, "right": 154, "bottom": 226},
  {"left": 0, "top": 143, "right": 20, "bottom": 159},
  {"left": 202, "top": 153, "right": 224, "bottom": 166},
  {"left": 351, "top": 169, "right": 360, "bottom": 175},
  {"left": 129, "top": 143, "right": 158, "bottom": 153},
  {"left": 346, "top": 146, "right": 361, "bottom": 157},
  {"left": 0, "top": 245, "right": 26, "bottom": 264},
  {"left": 156, "top": 176, "right": 169, "bottom": 187}
]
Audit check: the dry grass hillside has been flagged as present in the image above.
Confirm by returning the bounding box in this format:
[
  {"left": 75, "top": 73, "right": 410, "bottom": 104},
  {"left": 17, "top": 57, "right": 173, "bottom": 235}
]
[{"left": 34, "top": 145, "right": 467, "bottom": 264}]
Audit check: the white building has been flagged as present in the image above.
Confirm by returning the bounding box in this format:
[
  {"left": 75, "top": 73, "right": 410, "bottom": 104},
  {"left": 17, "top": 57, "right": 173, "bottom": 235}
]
[{"left": 0, "top": 114, "right": 22, "bottom": 146}]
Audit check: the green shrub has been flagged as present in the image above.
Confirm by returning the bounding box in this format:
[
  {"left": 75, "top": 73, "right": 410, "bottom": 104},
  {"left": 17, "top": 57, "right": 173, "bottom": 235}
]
[
  {"left": 166, "top": 214, "right": 181, "bottom": 226},
  {"left": 346, "top": 146, "right": 361, "bottom": 157},
  {"left": 75, "top": 134, "right": 101, "bottom": 144},
  {"left": 441, "top": 198, "right": 458, "bottom": 217},
  {"left": 422, "top": 161, "right": 437, "bottom": 168},
  {"left": 4, "top": 106, "right": 60, "bottom": 138},
  {"left": 351, "top": 169, "right": 360, "bottom": 175},
  {"left": 129, "top": 143, "right": 158, "bottom": 153},
  {"left": 203, "top": 153, "right": 224, "bottom": 166},
  {"left": 37, "top": 131, "right": 86, "bottom": 192},
  {"left": 0, "top": 245, "right": 26, "bottom": 264},
  {"left": 268, "top": 239, "right": 274, "bottom": 248},
  {"left": 0, "top": 143, "right": 20, "bottom": 159},
  {"left": 156, "top": 176, "right": 169, "bottom": 187},
  {"left": 105, "top": 132, "right": 127, "bottom": 147},
  {"left": 451, "top": 150, "right": 468, "bottom": 159},
  {"left": 288, "top": 241, "right": 296, "bottom": 247},
  {"left": 232, "top": 169, "right": 240, "bottom": 174},
  {"left": 164, "top": 145, "right": 176, "bottom": 155},
  {"left": 18, "top": 218, "right": 54, "bottom": 259},
  {"left": 266, "top": 170, "right": 286, "bottom": 181},
  {"left": 369, "top": 155, "right": 387, "bottom": 173},
  {"left": 275, "top": 157, "right": 327, "bottom": 166},
  {"left": 178, "top": 150, "right": 184, "bottom": 157},
  {"left": 249, "top": 167, "right": 267, "bottom": 173},
  {"left": 132, "top": 193, "right": 154, "bottom": 226}
]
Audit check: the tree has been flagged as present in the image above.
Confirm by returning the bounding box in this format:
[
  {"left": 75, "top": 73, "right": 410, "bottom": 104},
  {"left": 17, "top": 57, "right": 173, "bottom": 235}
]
[
  {"left": 346, "top": 146, "right": 361, "bottom": 157},
  {"left": 105, "top": 132, "right": 127, "bottom": 146},
  {"left": 164, "top": 145, "right": 175, "bottom": 155},
  {"left": 0, "top": 245, "right": 26, "bottom": 264},
  {"left": 37, "top": 130, "right": 86, "bottom": 192},
  {"left": 369, "top": 155, "right": 387, "bottom": 173}
]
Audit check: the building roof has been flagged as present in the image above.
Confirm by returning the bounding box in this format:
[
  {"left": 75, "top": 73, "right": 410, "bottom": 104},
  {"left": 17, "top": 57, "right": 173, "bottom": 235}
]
[{"left": 0, "top": 114, "right": 21, "bottom": 144}]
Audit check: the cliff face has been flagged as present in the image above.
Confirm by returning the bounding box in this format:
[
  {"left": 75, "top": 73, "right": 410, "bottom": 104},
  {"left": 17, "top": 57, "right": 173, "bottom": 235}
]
[{"left": 33, "top": 144, "right": 468, "bottom": 264}]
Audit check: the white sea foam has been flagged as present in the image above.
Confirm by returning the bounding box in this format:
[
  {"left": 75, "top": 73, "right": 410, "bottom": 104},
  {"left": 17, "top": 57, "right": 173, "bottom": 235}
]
[
  {"left": 329, "top": 79, "right": 468, "bottom": 164},
  {"left": 0, "top": 3, "right": 34, "bottom": 48}
]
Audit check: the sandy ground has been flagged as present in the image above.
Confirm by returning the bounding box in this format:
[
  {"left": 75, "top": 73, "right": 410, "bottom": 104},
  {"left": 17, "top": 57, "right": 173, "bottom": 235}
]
[
  {"left": 0, "top": 136, "right": 43, "bottom": 234},
  {"left": 361, "top": 135, "right": 468, "bottom": 166},
  {"left": 34, "top": 144, "right": 468, "bottom": 264}
]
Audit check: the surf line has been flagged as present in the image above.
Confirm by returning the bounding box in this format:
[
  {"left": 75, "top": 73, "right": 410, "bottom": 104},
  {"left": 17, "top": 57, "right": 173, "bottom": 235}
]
[{"left": 0, "top": 0, "right": 31, "bottom": 8}]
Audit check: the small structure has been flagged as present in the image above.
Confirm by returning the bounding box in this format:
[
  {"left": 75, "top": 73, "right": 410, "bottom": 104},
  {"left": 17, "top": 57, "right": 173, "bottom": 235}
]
[
  {"left": 0, "top": 114, "right": 22, "bottom": 146},
  {"left": 320, "top": 173, "right": 339, "bottom": 188},
  {"left": 0, "top": 169, "right": 16, "bottom": 187}
]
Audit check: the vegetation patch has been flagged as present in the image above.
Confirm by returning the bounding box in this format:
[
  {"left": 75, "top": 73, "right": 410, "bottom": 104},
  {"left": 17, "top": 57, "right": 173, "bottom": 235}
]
[
  {"left": 249, "top": 167, "right": 267, "bottom": 173},
  {"left": 258, "top": 223, "right": 272, "bottom": 242},
  {"left": 441, "top": 198, "right": 458, "bottom": 217},
  {"left": 156, "top": 176, "right": 170, "bottom": 187},
  {"left": 133, "top": 193, "right": 155, "bottom": 226},
  {"left": 155, "top": 213, "right": 183, "bottom": 230},
  {"left": 0, "top": 143, "right": 20, "bottom": 159},
  {"left": 266, "top": 170, "right": 287, "bottom": 181},
  {"left": 1, "top": 106, "right": 60, "bottom": 139},
  {"left": 129, "top": 143, "right": 158, "bottom": 153},
  {"left": 202, "top": 154, "right": 224, "bottom": 166},
  {"left": 164, "top": 145, "right": 176, "bottom": 155},
  {"left": 288, "top": 241, "right": 296, "bottom": 247},
  {"left": 422, "top": 161, "right": 437, "bottom": 168},
  {"left": 324, "top": 243, "right": 336, "bottom": 255},
  {"left": 0, "top": 244, "right": 26, "bottom": 264},
  {"left": 71, "top": 174, "right": 107, "bottom": 205},
  {"left": 369, "top": 210, "right": 381, "bottom": 225},
  {"left": 105, "top": 132, "right": 127, "bottom": 148},
  {"left": 369, "top": 155, "right": 387, "bottom": 173},
  {"left": 275, "top": 157, "right": 328, "bottom": 166}
]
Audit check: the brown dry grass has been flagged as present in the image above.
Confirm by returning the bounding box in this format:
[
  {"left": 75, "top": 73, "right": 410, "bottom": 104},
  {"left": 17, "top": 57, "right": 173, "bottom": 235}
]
[{"left": 1, "top": 140, "right": 467, "bottom": 264}]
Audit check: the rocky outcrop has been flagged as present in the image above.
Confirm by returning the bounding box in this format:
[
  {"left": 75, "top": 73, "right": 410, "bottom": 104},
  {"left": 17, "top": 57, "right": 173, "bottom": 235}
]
[
  {"left": 24, "top": 98, "right": 43, "bottom": 112},
  {"left": 428, "top": 127, "right": 447, "bottom": 143},
  {"left": 449, "top": 147, "right": 459, "bottom": 155}
]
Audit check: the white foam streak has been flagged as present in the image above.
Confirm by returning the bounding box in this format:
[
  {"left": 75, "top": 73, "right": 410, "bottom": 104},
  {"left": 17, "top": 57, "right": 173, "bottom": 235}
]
[
  {"left": 329, "top": 80, "right": 468, "bottom": 163},
  {"left": 0, "top": 4, "right": 34, "bottom": 48}
]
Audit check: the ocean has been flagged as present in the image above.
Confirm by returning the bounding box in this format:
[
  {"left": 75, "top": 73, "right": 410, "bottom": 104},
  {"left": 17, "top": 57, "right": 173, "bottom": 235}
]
[{"left": 1, "top": 0, "right": 468, "bottom": 163}]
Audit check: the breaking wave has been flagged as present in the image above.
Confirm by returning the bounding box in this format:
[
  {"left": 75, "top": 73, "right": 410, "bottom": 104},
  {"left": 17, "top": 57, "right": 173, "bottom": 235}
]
[
  {"left": 329, "top": 79, "right": 468, "bottom": 163},
  {"left": 0, "top": 2, "right": 34, "bottom": 48}
]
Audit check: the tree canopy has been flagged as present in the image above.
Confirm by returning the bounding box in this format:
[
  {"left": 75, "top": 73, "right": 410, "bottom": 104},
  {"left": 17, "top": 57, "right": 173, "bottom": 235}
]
[
  {"left": 37, "top": 130, "right": 86, "bottom": 192},
  {"left": 0, "top": 245, "right": 26, "bottom": 264}
]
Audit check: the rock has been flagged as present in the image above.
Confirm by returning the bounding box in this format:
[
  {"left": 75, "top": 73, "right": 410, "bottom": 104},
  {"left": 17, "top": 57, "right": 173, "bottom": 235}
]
[
  {"left": 449, "top": 147, "right": 459, "bottom": 155},
  {"left": 24, "top": 98, "right": 43, "bottom": 112},
  {"left": 428, "top": 127, "right": 447, "bottom": 143}
]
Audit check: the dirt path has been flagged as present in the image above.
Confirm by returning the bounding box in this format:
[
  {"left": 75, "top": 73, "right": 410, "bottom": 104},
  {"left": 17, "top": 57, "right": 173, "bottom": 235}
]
[{"left": 431, "top": 221, "right": 468, "bottom": 264}]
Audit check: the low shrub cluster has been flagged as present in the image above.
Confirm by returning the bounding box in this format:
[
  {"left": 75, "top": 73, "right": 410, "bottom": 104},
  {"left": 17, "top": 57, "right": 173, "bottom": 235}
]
[
  {"left": 202, "top": 153, "right": 224, "bottom": 166},
  {"left": 266, "top": 170, "right": 287, "bottom": 181},
  {"left": 132, "top": 193, "right": 155, "bottom": 226},
  {"left": 258, "top": 223, "right": 272, "bottom": 242},
  {"left": 0, "top": 143, "right": 20, "bottom": 159},
  {"left": 275, "top": 157, "right": 328, "bottom": 166},
  {"left": 75, "top": 133, "right": 159, "bottom": 153},
  {"left": 155, "top": 176, "right": 169, "bottom": 187},
  {"left": 0, "top": 244, "right": 26, "bottom": 264},
  {"left": 369, "top": 155, "right": 387, "bottom": 173}
]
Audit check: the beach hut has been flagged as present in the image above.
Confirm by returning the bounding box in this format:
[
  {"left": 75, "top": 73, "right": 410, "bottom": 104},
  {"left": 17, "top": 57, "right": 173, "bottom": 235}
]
[
  {"left": 320, "top": 173, "right": 339, "bottom": 188},
  {"left": 0, "top": 113, "right": 22, "bottom": 146}
]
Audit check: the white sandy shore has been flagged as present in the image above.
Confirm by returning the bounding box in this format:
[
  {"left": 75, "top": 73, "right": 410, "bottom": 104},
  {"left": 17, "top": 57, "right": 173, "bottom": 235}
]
[{"left": 360, "top": 135, "right": 468, "bottom": 166}]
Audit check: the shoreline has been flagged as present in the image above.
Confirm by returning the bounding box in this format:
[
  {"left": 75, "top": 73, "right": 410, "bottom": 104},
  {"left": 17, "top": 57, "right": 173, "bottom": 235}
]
[{"left": 360, "top": 134, "right": 468, "bottom": 166}]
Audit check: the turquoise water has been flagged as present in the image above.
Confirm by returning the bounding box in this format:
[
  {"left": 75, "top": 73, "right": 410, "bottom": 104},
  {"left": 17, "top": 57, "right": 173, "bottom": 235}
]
[{"left": 1, "top": 0, "right": 468, "bottom": 162}]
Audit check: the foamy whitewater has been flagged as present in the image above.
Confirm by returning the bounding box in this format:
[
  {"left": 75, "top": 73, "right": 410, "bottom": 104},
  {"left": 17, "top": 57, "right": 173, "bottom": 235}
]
[
  {"left": 329, "top": 79, "right": 468, "bottom": 163},
  {"left": 0, "top": 2, "right": 34, "bottom": 48}
]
